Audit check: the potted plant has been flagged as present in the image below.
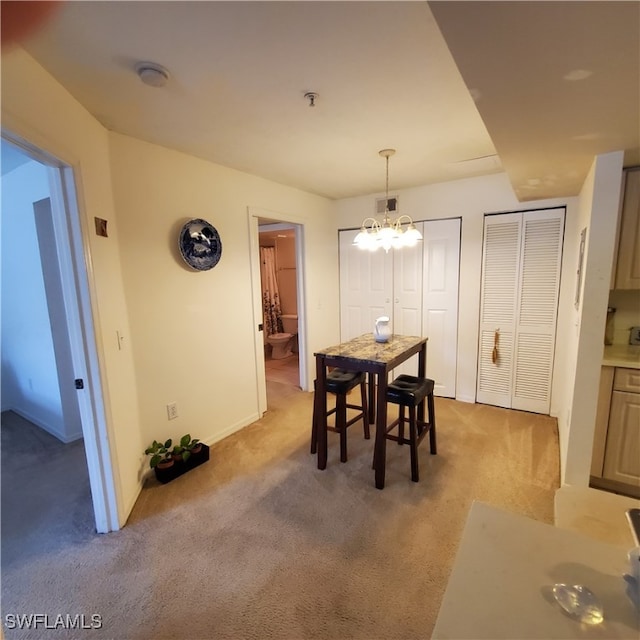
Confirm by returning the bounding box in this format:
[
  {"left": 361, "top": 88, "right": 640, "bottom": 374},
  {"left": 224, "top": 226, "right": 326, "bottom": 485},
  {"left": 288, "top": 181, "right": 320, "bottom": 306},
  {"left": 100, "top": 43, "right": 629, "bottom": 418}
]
[
  {"left": 144, "top": 439, "right": 174, "bottom": 470},
  {"left": 144, "top": 434, "right": 209, "bottom": 484},
  {"left": 180, "top": 434, "right": 202, "bottom": 461}
]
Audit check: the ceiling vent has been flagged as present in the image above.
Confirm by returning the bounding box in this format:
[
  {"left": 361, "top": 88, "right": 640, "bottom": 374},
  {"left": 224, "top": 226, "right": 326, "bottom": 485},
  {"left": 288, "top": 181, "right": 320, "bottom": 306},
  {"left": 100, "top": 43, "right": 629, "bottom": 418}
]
[{"left": 375, "top": 195, "right": 398, "bottom": 215}]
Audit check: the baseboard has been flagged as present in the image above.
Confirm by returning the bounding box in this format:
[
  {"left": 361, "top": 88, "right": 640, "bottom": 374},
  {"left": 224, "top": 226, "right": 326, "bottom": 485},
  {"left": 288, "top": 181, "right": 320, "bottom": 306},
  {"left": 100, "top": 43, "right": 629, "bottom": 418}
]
[
  {"left": 454, "top": 394, "right": 476, "bottom": 404},
  {"left": 5, "top": 406, "right": 83, "bottom": 443},
  {"left": 204, "top": 412, "right": 261, "bottom": 447}
]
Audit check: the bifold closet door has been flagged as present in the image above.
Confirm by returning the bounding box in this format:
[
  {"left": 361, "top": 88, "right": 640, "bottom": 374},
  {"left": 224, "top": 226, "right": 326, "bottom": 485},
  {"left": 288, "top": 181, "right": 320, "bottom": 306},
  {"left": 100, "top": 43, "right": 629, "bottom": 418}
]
[
  {"left": 477, "top": 208, "right": 565, "bottom": 414},
  {"left": 339, "top": 219, "right": 460, "bottom": 397},
  {"left": 391, "top": 222, "right": 424, "bottom": 378},
  {"left": 422, "top": 218, "right": 460, "bottom": 398},
  {"left": 339, "top": 229, "right": 392, "bottom": 341}
]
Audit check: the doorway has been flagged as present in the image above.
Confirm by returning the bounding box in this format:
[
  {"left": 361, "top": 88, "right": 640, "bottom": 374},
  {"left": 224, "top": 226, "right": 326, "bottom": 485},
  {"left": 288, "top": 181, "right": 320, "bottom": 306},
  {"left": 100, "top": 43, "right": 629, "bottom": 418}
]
[
  {"left": 1, "top": 133, "right": 119, "bottom": 533},
  {"left": 259, "top": 223, "right": 300, "bottom": 394},
  {"left": 248, "top": 208, "right": 308, "bottom": 416}
]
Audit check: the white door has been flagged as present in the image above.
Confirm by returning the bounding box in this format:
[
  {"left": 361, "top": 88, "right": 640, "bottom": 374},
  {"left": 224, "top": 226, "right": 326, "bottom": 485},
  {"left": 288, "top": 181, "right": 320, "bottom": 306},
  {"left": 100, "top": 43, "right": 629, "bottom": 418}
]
[
  {"left": 392, "top": 222, "right": 424, "bottom": 377},
  {"left": 339, "top": 229, "right": 392, "bottom": 341},
  {"left": 422, "top": 218, "right": 461, "bottom": 398},
  {"left": 339, "top": 220, "right": 460, "bottom": 396},
  {"left": 477, "top": 208, "right": 564, "bottom": 413}
]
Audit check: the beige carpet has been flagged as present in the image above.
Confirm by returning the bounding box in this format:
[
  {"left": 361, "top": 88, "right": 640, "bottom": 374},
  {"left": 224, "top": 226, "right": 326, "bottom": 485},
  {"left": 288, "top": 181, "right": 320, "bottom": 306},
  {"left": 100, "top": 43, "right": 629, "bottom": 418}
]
[{"left": 1, "top": 383, "right": 559, "bottom": 639}]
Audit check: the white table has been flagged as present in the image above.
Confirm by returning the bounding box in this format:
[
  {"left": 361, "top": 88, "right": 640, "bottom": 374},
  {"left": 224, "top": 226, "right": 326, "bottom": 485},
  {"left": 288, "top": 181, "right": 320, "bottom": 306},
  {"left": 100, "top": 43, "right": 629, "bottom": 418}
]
[{"left": 432, "top": 501, "right": 640, "bottom": 639}]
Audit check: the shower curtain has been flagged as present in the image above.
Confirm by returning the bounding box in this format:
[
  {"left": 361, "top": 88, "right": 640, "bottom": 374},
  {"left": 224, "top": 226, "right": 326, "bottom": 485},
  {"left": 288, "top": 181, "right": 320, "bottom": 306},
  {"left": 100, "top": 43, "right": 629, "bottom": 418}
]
[{"left": 260, "top": 247, "right": 283, "bottom": 336}]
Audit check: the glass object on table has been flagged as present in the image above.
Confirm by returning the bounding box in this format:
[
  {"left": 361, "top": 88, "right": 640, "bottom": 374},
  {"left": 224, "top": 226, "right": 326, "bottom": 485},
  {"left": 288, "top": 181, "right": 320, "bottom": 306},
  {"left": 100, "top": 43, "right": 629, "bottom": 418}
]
[{"left": 552, "top": 584, "right": 604, "bottom": 625}]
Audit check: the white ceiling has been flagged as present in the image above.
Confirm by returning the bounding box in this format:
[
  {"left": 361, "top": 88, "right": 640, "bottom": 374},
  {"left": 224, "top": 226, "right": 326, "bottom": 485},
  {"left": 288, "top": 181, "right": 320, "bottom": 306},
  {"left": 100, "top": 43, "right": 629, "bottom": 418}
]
[{"left": 15, "top": 1, "right": 640, "bottom": 202}]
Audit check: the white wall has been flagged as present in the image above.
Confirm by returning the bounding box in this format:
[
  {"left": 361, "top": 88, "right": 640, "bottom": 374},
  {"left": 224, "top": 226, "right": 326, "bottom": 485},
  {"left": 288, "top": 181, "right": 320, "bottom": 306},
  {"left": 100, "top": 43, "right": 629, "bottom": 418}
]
[
  {"left": 0, "top": 160, "right": 67, "bottom": 437},
  {"left": 1, "top": 48, "right": 142, "bottom": 526},
  {"left": 560, "top": 152, "right": 624, "bottom": 486},
  {"left": 107, "top": 132, "right": 338, "bottom": 464},
  {"left": 335, "top": 172, "right": 578, "bottom": 409}
]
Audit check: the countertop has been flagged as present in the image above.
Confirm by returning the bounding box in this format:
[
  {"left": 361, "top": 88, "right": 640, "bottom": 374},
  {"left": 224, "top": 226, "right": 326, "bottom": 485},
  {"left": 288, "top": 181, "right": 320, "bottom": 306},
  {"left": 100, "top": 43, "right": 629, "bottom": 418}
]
[
  {"left": 432, "top": 501, "right": 639, "bottom": 639},
  {"left": 603, "top": 345, "right": 640, "bottom": 369}
]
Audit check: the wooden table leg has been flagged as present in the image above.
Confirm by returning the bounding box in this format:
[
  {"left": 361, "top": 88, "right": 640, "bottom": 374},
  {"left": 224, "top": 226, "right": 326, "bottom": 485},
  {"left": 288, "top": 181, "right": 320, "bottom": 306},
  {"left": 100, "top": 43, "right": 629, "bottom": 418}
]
[
  {"left": 417, "top": 343, "right": 426, "bottom": 424},
  {"left": 367, "top": 372, "right": 375, "bottom": 425},
  {"left": 374, "top": 370, "right": 388, "bottom": 489},
  {"left": 316, "top": 355, "right": 328, "bottom": 470}
]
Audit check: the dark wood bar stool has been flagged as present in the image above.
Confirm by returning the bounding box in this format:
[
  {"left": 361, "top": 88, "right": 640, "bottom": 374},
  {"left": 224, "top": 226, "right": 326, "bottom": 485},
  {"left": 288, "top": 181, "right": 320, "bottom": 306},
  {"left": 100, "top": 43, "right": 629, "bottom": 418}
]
[
  {"left": 311, "top": 368, "right": 369, "bottom": 463},
  {"left": 384, "top": 374, "right": 437, "bottom": 482}
]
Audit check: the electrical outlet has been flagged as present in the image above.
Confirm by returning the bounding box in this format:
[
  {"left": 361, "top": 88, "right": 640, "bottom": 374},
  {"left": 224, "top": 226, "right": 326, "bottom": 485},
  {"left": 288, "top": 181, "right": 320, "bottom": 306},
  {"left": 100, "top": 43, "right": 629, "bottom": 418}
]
[{"left": 167, "top": 402, "right": 178, "bottom": 420}]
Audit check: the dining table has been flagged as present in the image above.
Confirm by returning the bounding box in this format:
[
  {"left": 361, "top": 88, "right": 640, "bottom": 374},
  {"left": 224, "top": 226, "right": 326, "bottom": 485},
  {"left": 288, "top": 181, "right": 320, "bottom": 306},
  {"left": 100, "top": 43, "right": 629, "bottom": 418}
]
[{"left": 314, "top": 333, "right": 428, "bottom": 489}]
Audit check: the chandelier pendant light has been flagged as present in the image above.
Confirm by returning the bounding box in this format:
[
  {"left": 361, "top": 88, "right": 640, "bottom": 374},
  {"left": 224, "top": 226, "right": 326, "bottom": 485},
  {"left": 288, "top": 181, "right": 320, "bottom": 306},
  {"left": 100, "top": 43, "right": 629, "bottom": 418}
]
[{"left": 353, "top": 149, "right": 423, "bottom": 253}]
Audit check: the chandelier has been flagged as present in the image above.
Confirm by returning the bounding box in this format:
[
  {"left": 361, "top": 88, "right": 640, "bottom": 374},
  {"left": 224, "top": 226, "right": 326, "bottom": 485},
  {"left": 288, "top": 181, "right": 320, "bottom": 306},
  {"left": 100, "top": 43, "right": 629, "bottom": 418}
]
[{"left": 353, "top": 149, "right": 423, "bottom": 253}]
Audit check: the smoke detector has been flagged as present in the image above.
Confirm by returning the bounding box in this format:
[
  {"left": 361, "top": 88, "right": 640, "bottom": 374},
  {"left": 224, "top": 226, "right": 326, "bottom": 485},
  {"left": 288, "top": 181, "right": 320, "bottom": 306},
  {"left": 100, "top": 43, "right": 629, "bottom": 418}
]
[{"left": 135, "top": 62, "right": 170, "bottom": 88}]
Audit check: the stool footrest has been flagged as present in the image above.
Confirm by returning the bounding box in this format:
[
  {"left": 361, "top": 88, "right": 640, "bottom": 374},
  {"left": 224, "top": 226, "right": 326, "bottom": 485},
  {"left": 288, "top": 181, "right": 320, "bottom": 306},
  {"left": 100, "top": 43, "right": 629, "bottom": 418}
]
[{"left": 385, "top": 418, "right": 432, "bottom": 447}]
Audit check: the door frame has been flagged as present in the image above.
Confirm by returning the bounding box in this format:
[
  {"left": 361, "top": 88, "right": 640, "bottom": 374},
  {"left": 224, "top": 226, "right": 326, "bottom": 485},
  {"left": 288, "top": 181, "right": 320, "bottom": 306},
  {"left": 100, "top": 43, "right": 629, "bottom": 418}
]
[
  {"left": 248, "top": 207, "right": 308, "bottom": 416},
  {"left": 1, "top": 130, "right": 120, "bottom": 533}
]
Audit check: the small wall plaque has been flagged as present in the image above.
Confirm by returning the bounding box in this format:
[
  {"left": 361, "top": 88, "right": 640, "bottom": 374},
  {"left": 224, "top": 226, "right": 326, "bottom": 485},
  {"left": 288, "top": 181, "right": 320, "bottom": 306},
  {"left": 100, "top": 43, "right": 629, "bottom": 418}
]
[{"left": 94, "top": 217, "right": 108, "bottom": 237}]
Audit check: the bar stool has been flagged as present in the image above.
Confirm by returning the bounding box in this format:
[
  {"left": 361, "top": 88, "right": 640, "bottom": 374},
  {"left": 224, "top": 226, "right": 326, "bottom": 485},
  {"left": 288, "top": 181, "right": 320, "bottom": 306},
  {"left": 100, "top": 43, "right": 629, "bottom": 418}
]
[
  {"left": 310, "top": 368, "right": 369, "bottom": 463},
  {"left": 384, "top": 374, "right": 437, "bottom": 482}
]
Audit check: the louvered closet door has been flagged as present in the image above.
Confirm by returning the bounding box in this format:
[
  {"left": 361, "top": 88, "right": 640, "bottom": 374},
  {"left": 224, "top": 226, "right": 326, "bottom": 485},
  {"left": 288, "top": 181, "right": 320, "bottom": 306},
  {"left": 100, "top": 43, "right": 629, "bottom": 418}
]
[
  {"left": 477, "top": 213, "right": 522, "bottom": 409},
  {"left": 477, "top": 208, "right": 564, "bottom": 414},
  {"left": 512, "top": 210, "right": 564, "bottom": 412}
]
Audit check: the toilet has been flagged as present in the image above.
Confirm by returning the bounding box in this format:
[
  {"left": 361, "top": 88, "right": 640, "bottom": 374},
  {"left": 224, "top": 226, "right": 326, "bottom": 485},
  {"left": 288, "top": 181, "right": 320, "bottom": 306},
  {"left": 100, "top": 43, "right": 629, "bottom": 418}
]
[{"left": 267, "top": 314, "right": 298, "bottom": 359}]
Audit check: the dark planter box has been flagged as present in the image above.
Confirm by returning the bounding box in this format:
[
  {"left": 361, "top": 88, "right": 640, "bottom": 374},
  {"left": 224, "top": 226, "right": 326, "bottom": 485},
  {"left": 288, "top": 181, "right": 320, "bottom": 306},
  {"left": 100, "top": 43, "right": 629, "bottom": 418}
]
[{"left": 154, "top": 444, "right": 210, "bottom": 484}]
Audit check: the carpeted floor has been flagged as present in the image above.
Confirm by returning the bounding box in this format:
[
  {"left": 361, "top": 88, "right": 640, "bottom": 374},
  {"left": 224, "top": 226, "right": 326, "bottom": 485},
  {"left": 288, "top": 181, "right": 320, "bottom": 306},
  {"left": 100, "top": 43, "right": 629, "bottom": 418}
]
[{"left": 1, "top": 383, "right": 559, "bottom": 639}]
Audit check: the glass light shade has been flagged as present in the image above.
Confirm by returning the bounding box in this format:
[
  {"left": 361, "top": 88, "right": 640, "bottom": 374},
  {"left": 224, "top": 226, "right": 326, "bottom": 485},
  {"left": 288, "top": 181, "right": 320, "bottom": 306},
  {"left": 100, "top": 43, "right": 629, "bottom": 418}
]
[
  {"left": 390, "top": 232, "right": 405, "bottom": 250},
  {"left": 378, "top": 225, "right": 397, "bottom": 253},
  {"left": 402, "top": 224, "right": 423, "bottom": 247},
  {"left": 353, "top": 228, "right": 371, "bottom": 250}
]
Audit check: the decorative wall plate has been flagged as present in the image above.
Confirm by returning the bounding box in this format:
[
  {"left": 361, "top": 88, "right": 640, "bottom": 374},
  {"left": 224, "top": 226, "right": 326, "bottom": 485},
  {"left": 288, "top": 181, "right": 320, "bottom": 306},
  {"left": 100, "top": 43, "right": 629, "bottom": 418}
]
[{"left": 178, "top": 218, "right": 222, "bottom": 271}]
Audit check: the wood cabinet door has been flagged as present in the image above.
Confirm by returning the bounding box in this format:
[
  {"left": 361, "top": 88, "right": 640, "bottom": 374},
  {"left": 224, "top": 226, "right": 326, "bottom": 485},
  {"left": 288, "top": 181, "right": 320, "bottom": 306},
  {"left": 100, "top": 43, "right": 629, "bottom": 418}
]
[
  {"left": 615, "top": 168, "right": 640, "bottom": 290},
  {"left": 603, "top": 390, "right": 640, "bottom": 488}
]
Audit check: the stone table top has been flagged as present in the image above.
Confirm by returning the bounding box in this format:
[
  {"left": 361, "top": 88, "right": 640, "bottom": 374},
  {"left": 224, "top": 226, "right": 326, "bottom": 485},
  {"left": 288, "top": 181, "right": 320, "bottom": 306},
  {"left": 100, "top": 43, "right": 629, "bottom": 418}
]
[{"left": 314, "top": 333, "right": 426, "bottom": 366}]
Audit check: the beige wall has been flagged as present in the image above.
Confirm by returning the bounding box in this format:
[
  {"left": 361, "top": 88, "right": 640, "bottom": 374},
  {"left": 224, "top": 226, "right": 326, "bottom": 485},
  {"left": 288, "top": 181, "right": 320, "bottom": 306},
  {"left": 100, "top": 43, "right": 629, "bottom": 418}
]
[
  {"left": 276, "top": 236, "right": 298, "bottom": 316},
  {"left": 108, "top": 132, "right": 337, "bottom": 461}
]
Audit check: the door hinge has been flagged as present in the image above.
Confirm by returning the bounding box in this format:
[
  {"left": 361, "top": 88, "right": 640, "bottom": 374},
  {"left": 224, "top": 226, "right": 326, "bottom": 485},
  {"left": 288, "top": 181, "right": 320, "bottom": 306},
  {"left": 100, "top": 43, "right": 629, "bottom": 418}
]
[
  {"left": 75, "top": 378, "right": 84, "bottom": 390},
  {"left": 258, "top": 323, "right": 263, "bottom": 332}
]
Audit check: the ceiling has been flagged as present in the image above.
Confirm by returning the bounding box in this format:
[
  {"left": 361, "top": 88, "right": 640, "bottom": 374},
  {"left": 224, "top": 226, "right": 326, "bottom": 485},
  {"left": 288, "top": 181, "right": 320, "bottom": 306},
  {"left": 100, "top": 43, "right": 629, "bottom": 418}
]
[{"left": 11, "top": 1, "right": 640, "bottom": 201}]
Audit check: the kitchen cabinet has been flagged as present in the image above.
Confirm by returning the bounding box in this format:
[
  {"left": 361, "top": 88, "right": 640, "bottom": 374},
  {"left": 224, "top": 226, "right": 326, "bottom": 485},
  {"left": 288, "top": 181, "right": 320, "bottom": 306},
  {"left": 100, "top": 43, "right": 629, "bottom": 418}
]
[
  {"left": 612, "top": 167, "right": 640, "bottom": 290},
  {"left": 591, "top": 366, "right": 640, "bottom": 498}
]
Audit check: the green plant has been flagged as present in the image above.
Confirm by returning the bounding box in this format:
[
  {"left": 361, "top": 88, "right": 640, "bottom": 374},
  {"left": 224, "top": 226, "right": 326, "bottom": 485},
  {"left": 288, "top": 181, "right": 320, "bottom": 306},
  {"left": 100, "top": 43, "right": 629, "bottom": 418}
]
[
  {"left": 144, "top": 439, "right": 172, "bottom": 468},
  {"left": 179, "top": 434, "right": 201, "bottom": 462}
]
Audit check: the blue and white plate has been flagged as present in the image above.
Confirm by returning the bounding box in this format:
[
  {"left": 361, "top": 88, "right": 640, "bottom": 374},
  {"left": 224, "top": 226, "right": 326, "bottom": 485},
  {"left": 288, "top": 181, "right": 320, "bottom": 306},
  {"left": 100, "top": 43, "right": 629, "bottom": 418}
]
[{"left": 178, "top": 218, "right": 222, "bottom": 271}]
